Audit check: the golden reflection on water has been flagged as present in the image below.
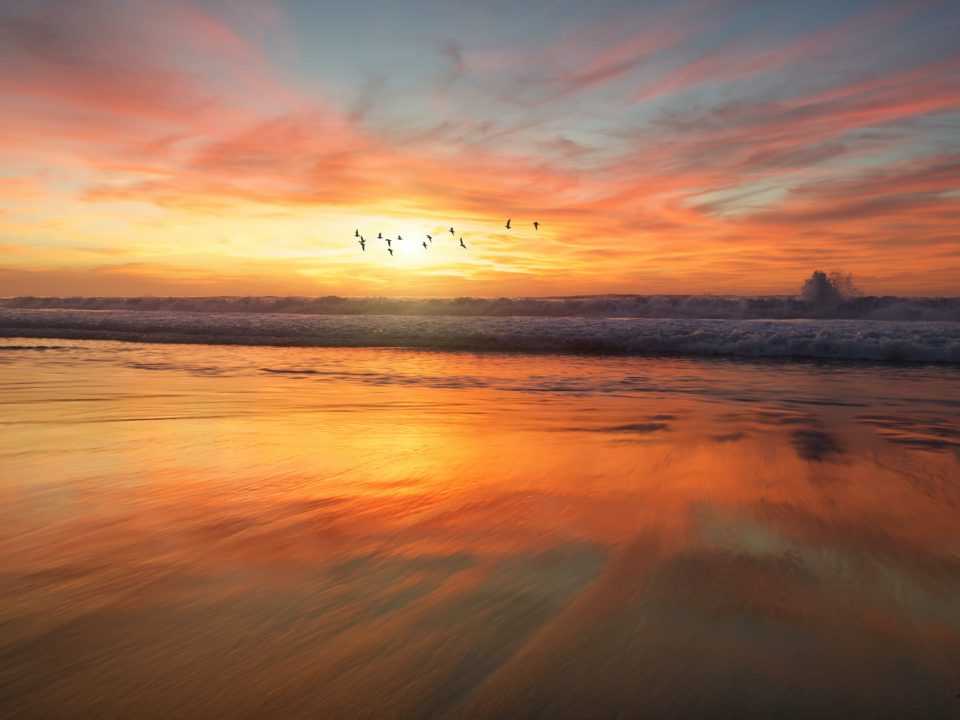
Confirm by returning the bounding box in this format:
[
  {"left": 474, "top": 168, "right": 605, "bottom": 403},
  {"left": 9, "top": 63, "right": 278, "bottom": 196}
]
[{"left": 1, "top": 340, "right": 959, "bottom": 719}]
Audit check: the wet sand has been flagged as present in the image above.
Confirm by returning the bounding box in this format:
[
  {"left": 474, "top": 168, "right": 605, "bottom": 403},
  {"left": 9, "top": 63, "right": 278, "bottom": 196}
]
[{"left": 1, "top": 339, "right": 959, "bottom": 718}]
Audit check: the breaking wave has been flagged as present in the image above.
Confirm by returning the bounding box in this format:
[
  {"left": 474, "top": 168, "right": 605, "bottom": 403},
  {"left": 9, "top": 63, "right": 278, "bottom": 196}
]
[
  {"left": 3, "top": 293, "right": 959, "bottom": 321},
  {"left": 1, "top": 308, "right": 958, "bottom": 363}
]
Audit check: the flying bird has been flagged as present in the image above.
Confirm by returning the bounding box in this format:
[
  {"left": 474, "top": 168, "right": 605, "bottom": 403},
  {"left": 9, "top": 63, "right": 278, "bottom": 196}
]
[
  {"left": 426, "top": 234, "right": 432, "bottom": 243},
  {"left": 354, "top": 229, "right": 360, "bottom": 238},
  {"left": 533, "top": 221, "right": 539, "bottom": 230},
  {"left": 459, "top": 237, "right": 466, "bottom": 249},
  {"left": 377, "top": 232, "right": 383, "bottom": 239},
  {"left": 387, "top": 248, "right": 394, "bottom": 256},
  {"left": 358, "top": 238, "right": 366, "bottom": 251},
  {"left": 386, "top": 238, "right": 392, "bottom": 248},
  {"left": 422, "top": 242, "right": 428, "bottom": 250},
  {"left": 505, "top": 218, "right": 511, "bottom": 229},
  {"left": 397, "top": 235, "right": 403, "bottom": 241},
  {"left": 449, "top": 227, "right": 455, "bottom": 235}
]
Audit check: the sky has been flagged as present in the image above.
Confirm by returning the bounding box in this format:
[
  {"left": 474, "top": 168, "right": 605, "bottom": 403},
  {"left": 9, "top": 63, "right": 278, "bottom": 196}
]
[{"left": 0, "top": 0, "right": 958, "bottom": 297}]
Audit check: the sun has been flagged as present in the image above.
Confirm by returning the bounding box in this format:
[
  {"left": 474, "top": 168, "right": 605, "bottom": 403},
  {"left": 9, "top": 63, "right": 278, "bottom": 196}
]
[{"left": 360, "top": 219, "right": 453, "bottom": 264}]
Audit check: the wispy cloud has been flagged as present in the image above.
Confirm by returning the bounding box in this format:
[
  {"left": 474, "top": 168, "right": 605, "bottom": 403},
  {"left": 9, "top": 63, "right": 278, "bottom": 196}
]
[{"left": 0, "top": 0, "right": 958, "bottom": 295}]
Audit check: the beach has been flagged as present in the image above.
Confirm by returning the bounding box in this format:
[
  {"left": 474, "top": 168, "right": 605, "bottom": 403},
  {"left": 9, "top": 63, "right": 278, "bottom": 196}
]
[
  {"left": 1, "top": 337, "right": 958, "bottom": 718},
  {"left": 4, "top": 0, "right": 959, "bottom": 714}
]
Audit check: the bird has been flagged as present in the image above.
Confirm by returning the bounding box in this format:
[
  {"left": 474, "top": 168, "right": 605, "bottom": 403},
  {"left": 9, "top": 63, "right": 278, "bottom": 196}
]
[
  {"left": 505, "top": 218, "right": 511, "bottom": 229},
  {"left": 358, "top": 238, "right": 366, "bottom": 251},
  {"left": 426, "top": 234, "right": 432, "bottom": 243},
  {"left": 422, "top": 241, "right": 428, "bottom": 250},
  {"left": 533, "top": 221, "right": 539, "bottom": 231},
  {"left": 397, "top": 235, "right": 403, "bottom": 241},
  {"left": 377, "top": 232, "right": 383, "bottom": 239},
  {"left": 449, "top": 227, "right": 455, "bottom": 235},
  {"left": 354, "top": 229, "right": 360, "bottom": 238},
  {"left": 386, "top": 238, "right": 392, "bottom": 248},
  {"left": 387, "top": 248, "right": 394, "bottom": 256},
  {"left": 459, "top": 237, "right": 466, "bottom": 249}
]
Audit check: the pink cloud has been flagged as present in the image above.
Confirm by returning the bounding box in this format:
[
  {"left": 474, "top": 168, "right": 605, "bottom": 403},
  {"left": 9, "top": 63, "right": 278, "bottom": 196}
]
[{"left": 1, "top": 0, "right": 958, "bottom": 295}]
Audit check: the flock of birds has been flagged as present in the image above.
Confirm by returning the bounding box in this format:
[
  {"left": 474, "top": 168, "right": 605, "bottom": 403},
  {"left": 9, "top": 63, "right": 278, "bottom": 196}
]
[{"left": 353, "top": 218, "right": 540, "bottom": 256}]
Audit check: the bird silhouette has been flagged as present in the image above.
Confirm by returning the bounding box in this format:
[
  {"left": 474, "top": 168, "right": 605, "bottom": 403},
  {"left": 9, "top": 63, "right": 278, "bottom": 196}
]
[
  {"left": 386, "top": 238, "right": 392, "bottom": 248},
  {"left": 359, "top": 238, "right": 366, "bottom": 251},
  {"left": 397, "top": 235, "right": 403, "bottom": 241},
  {"left": 505, "top": 218, "right": 511, "bottom": 229},
  {"left": 422, "top": 241, "right": 428, "bottom": 250},
  {"left": 459, "top": 237, "right": 466, "bottom": 249},
  {"left": 354, "top": 229, "right": 360, "bottom": 238},
  {"left": 377, "top": 232, "right": 383, "bottom": 239},
  {"left": 449, "top": 227, "right": 455, "bottom": 235},
  {"left": 533, "top": 221, "right": 539, "bottom": 231},
  {"left": 426, "top": 234, "right": 432, "bottom": 243},
  {"left": 388, "top": 248, "right": 394, "bottom": 256}
]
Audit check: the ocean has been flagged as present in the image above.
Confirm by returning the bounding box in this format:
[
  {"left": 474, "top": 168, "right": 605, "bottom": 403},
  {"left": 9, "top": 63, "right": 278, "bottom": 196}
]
[
  {"left": 1, "top": 294, "right": 959, "bottom": 361},
  {"left": 1, "top": 300, "right": 958, "bottom": 718}
]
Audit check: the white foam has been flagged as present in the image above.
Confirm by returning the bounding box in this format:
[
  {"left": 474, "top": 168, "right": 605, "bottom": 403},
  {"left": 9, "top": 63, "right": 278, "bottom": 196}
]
[{"left": 1, "top": 309, "right": 958, "bottom": 362}]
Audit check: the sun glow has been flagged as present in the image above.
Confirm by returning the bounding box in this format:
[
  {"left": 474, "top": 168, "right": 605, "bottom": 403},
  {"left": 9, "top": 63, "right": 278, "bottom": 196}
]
[{"left": 1, "top": 1, "right": 957, "bottom": 296}]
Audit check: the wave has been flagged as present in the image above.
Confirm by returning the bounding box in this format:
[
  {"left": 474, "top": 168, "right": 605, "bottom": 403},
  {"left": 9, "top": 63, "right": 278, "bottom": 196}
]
[
  {"left": 2, "top": 309, "right": 958, "bottom": 362},
  {"left": 2, "top": 294, "right": 958, "bottom": 321}
]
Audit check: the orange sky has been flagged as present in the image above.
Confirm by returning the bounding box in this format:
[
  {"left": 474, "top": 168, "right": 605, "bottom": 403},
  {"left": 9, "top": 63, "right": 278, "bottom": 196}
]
[{"left": 1, "top": 0, "right": 958, "bottom": 297}]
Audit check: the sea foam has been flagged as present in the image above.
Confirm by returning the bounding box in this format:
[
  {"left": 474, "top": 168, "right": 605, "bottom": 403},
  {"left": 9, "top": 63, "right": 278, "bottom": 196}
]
[{"left": 1, "top": 307, "right": 958, "bottom": 362}]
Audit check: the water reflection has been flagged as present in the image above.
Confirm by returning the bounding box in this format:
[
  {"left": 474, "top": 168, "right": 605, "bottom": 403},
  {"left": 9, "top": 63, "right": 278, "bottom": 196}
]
[
  {"left": 791, "top": 428, "right": 845, "bottom": 462},
  {"left": 858, "top": 414, "right": 960, "bottom": 453},
  {"left": 0, "top": 340, "right": 959, "bottom": 718}
]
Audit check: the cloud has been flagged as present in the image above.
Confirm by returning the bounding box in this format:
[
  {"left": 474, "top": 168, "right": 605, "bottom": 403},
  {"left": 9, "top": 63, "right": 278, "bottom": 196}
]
[{"left": 0, "top": 0, "right": 958, "bottom": 295}]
